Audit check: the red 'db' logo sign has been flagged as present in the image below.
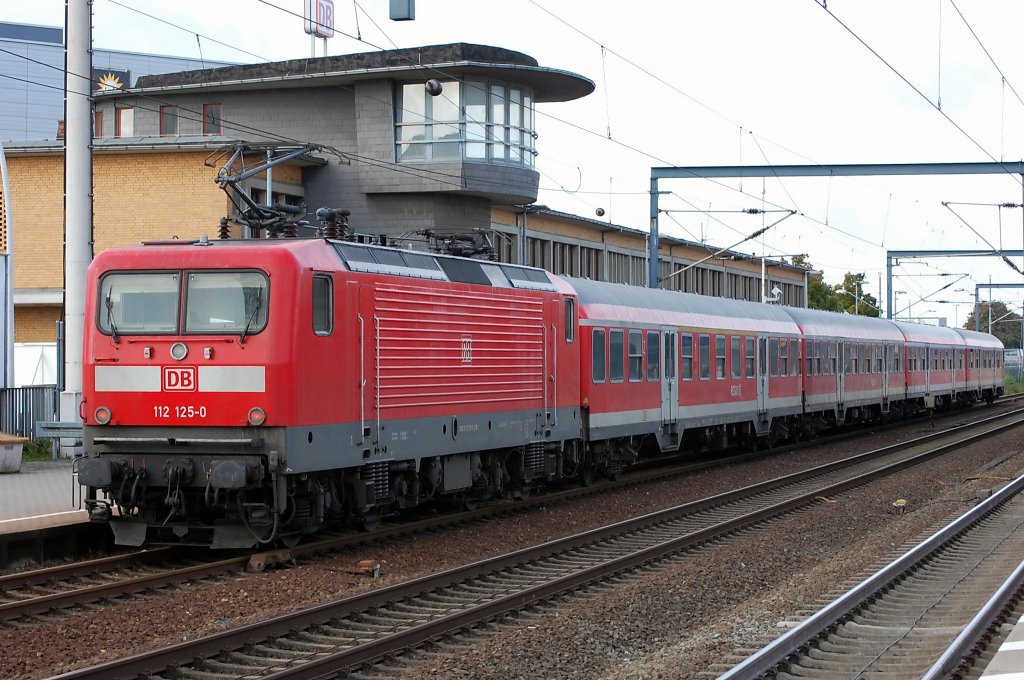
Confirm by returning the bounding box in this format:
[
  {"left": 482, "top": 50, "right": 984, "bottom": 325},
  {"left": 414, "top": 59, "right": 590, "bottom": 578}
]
[{"left": 163, "top": 366, "right": 197, "bottom": 392}]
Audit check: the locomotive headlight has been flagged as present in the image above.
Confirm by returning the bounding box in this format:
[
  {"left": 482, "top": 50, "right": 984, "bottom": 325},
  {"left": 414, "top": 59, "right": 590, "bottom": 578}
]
[
  {"left": 94, "top": 406, "right": 112, "bottom": 425},
  {"left": 247, "top": 407, "right": 267, "bottom": 427},
  {"left": 170, "top": 342, "right": 188, "bottom": 361}
]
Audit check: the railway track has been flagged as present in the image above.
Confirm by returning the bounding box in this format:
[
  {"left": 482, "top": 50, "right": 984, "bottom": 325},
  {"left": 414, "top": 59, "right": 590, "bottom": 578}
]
[
  {"left": 5, "top": 398, "right": 1017, "bottom": 628},
  {"left": 51, "top": 405, "right": 1024, "bottom": 680},
  {"left": 717, "top": 469, "right": 1024, "bottom": 680}
]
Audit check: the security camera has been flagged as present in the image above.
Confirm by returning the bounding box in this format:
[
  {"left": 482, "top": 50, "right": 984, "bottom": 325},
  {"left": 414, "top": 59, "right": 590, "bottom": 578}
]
[
  {"left": 596, "top": 208, "right": 605, "bottom": 217},
  {"left": 425, "top": 79, "right": 443, "bottom": 96}
]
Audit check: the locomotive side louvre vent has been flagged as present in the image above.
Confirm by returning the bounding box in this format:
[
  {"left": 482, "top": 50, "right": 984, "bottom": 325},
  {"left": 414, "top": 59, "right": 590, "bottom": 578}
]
[
  {"left": 501, "top": 265, "right": 557, "bottom": 291},
  {"left": 439, "top": 257, "right": 490, "bottom": 286},
  {"left": 333, "top": 243, "right": 446, "bottom": 281}
]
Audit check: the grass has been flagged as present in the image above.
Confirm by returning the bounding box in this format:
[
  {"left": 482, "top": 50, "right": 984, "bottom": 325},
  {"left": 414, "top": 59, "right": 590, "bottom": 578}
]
[
  {"left": 20, "top": 438, "right": 54, "bottom": 462},
  {"left": 1007, "top": 374, "right": 1024, "bottom": 395}
]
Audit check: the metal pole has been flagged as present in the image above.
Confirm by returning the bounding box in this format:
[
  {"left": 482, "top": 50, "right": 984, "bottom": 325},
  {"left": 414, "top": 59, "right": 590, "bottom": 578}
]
[
  {"left": 855, "top": 281, "right": 859, "bottom": 314},
  {"left": 0, "top": 141, "right": 13, "bottom": 388},
  {"left": 648, "top": 177, "right": 659, "bottom": 289},
  {"left": 61, "top": 0, "right": 93, "bottom": 450},
  {"left": 886, "top": 254, "right": 893, "bottom": 319},
  {"left": 975, "top": 286, "right": 980, "bottom": 331}
]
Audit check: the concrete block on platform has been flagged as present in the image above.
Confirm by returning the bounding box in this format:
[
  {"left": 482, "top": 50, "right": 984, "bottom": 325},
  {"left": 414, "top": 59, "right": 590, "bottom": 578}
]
[{"left": 0, "top": 433, "right": 28, "bottom": 474}]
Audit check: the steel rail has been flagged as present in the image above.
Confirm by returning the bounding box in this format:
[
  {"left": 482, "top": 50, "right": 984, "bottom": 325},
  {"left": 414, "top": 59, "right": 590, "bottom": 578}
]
[
  {"left": 719, "top": 470, "right": 1024, "bottom": 679},
  {"left": 51, "top": 407, "right": 1024, "bottom": 680}
]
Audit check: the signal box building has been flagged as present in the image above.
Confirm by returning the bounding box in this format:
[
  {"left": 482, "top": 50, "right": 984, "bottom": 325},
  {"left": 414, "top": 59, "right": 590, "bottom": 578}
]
[{"left": 0, "top": 35, "right": 806, "bottom": 384}]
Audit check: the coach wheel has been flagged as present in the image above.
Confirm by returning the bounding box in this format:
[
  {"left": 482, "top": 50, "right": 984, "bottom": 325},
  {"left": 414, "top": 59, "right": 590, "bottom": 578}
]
[{"left": 579, "top": 465, "right": 594, "bottom": 488}]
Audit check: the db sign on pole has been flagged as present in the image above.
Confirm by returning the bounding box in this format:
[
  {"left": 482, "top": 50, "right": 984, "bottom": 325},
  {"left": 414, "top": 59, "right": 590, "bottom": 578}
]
[{"left": 304, "top": 0, "right": 335, "bottom": 39}]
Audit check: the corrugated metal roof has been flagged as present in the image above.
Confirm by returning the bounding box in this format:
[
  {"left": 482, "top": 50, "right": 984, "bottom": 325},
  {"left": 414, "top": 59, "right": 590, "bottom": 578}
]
[
  {"left": 783, "top": 307, "right": 905, "bottom": 341},
  {"left": 566, "top": 278, "right": 802, "bottom": 334}
]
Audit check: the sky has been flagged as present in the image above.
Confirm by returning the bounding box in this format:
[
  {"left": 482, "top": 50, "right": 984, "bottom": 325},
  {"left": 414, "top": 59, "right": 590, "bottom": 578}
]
[{"left": 6, "top": 0, "right": 1024, "bottom": 329}]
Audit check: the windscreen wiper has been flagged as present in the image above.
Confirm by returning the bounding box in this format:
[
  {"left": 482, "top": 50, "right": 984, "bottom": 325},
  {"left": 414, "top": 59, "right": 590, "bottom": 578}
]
[
  {"left": 105, "top": 289, "right": 120, "bottom": 344},
  {"left": 239, "top": 289, "right": 262, "bottom": 346}
]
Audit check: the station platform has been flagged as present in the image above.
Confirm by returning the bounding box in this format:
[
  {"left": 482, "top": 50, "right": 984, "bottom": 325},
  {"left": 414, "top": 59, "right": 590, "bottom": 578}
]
[
  {"left": 981, "top": 615, "right": 1024, "bottom": 679},
  {"left": 0, "top": 459, "right": 88, "bottom": 534}
]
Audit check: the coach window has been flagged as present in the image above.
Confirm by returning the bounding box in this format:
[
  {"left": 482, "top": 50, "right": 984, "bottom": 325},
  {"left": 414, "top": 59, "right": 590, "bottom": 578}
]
[
  {"left": 628, "top": 330, "right": 643, "bottom": 381},
  {"left": 609, "top": 330, "right": 624, "bottom": 382},
  {"left": 745, "top": 336, "right": 755, "bottom": 378},
  {"left": 682, "top": 334, "right": 694, "bottom": 380},
  {"left": 699, "top": 334, "right": 711, "bottom": 380},
  {"left": 769, "top": 338, "right": 779, "bottom": 376},
  {"left": 778, "top": 339, "right": 788, "bottom": 376},
  {"left": 592, "top": 329, "right": 606, "bottom": 383},
  {"left": 647, "top": 331, "right": 660, "bottom": 380},
  {"left": 731, "top": 336, "right": 741, "bottom": 378},
  {"left": 715, "top": 335, "right": 726, "bottom": 379},
  {"left": 789, "top": 339, "right": 799, "bottom": 376},
  {"left": 312, "top": 274, "right": 332, "bottom": 335},
  {"left": 815, "top": 341, "right": 822, "bottom": 375}
]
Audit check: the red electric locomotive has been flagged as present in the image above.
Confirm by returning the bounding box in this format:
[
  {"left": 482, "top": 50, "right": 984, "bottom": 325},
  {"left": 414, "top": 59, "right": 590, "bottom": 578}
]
[{"left": 79, "top": 237, "right": 584, "bottom": 548}]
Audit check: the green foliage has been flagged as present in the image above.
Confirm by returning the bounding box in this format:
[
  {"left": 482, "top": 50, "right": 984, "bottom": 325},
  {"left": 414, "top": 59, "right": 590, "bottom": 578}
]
[
  {"left": 1007, "top": 374, "right": 1024, "bottom": 395},
  {"left": 21, "top": 438, "right": 53, "bottom": 462},
  {"left": 964, "top": 301, "right": 1023, "bottom": 348},
  {"left": 787, "top": 256, "right": 878, "bottom": 315}
]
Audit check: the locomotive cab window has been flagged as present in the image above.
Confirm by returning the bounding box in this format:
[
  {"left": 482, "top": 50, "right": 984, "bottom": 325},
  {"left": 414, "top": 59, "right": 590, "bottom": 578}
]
[
  {"left": 564, "top": 298, "right": 575, "bottom": 342},
  {"left": 185, "top": 271, "right": 269, "bottom": 335},
  {"left": 98, "top": 271, "right": 180, "bottom": 335},
  {"left": 312, "top": 274, "right": 332, "bottom": 335}
]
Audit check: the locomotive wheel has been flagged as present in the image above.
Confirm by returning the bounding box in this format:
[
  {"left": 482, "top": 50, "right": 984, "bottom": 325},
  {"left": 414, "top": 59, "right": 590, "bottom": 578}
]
[{"left": 357, "top": 508, "right": 382, "bottom": 532}]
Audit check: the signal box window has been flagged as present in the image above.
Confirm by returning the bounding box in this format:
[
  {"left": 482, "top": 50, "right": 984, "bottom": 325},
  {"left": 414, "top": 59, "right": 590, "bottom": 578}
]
[
  {"left": 159, "top": 106, "right": 178, "bottom": 136},
  {"left": 609, "top": 330, "right": 624, "bottom": 382},
  {"left": 312, "top": 274, "right": 332, "bottom": 335},
  {"left": 699, "top": 334, "right": 711, "bottom": 380},
  {"left": 592, "top": 329, "right": 606, "bottom": 383},
  {"left": 94, "top": 110, "right": 103, "bottom": 138},
  {"left": 115, "top": 106, "right": 134, "bottom": 137},
  {"left": 745, "top": 337, "right": 755, "bottom": 378},
  {"left": 681, "top": 334, "right": 693, "bottom": 380},
  {"left": 731, "top": 336, "right": 741, "bottom": 378},
  {"left": 203, "top": 104, "right": 222, "bottom": 135},
  {"left": 646, "top": 331, "right": 660, "bottom": 381},
  {"left": 628, "top": 330, "right": 643, "bottom": 381}
]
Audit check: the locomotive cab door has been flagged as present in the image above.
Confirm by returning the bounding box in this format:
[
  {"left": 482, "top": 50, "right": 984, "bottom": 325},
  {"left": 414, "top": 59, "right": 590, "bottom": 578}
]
[{"left": 661, "top": 328, "right": 679, "bottom": 429}]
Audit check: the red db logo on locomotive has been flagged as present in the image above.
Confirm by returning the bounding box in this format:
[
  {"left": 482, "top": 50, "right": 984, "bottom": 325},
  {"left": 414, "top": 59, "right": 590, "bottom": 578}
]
[{"left": 162, "top": 366, "right": 197, "bottom": 392}]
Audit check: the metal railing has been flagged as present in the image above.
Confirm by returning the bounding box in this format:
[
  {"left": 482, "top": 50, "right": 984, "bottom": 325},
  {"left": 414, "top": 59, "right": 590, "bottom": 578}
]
[{"left": 0, "top": 385, "right": 60, "bottom": 438}]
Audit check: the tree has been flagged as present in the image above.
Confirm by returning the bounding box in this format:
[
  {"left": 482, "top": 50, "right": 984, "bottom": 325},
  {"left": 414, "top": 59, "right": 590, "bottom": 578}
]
[
  {"left": 789, "top": 255, "right": 840, "bottom": 311},
  {"left": 834, "top": 272, "right": 880, "bottom": 317},
  {"left": 963, "top": 301, "right": 1023, "bottom": 348}
]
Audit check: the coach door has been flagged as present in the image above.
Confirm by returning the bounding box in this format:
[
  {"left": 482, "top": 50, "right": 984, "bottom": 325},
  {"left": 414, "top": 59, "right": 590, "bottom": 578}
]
[
  {"left": 836, "top": 341, "right": 845, "bottom": 408},
  {"left": 881, "top": 344, "right": 890, "bottom": 410},
  {"left": 757, "top": 336, "right": 769, "bottom": 417},
  {"left": 661, "top": 328, "right": 679, "bottom": 426}
]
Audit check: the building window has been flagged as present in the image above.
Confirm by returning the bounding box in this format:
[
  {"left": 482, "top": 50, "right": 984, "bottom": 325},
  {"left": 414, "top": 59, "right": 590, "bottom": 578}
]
[
  {"left": 159, "top": 105, "right": 178, "bottom": 136},
  {"left": 115, "top": 106, "right": 134, "bottom": 137},
  {"left": 395, "top": 80, "right": 536, "bottom": 166},
  {"left": 312, "top": 274, "right": 332, "bottom": 335},
  {"left": 610, "top": 329, "right": 624, "bottom": 383},
  {"left": 94, "top": 110, "right": 103, "bottom": 138},
  {"left": 203, "top": 103, "right": 222, "bottom": 135},
  {"left": 592, "top": 329, "right": 606, "bottom": 383},
  {"left": 681, "top": 334, "right": 693, "bottom": 380},
  {"left": 628, "top": 330, "right": 642, "bottom": 381}
]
